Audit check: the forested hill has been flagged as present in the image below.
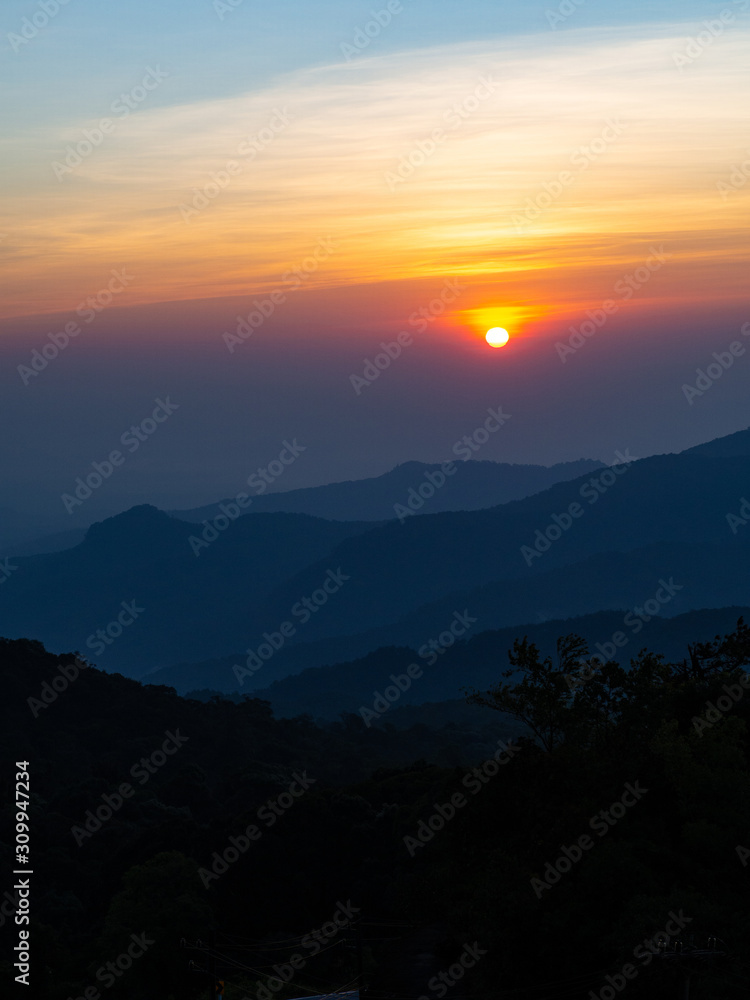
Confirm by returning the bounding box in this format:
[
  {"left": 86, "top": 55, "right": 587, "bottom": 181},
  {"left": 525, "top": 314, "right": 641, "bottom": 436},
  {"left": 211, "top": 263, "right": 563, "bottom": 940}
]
[{"left": 2, "top": 623, "right": 749, "bottom": 998}]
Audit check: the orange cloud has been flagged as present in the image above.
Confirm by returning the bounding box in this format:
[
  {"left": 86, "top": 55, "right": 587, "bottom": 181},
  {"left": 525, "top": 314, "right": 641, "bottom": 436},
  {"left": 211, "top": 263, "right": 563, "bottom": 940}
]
[{"left": 1, "top": 26, "right": 748, "bottom": 323}]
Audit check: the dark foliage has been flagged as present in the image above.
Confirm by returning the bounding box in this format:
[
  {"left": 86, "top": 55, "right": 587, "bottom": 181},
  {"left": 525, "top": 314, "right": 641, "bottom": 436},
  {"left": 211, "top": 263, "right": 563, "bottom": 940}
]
[{"left": 1, "top": 622, "right": 749, "bottom": 999}]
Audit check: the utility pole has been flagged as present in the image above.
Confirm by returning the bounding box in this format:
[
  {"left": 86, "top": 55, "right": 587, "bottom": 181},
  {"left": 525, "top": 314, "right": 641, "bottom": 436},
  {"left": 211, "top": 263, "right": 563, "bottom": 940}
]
[
  {"left": 184, "top": 937, "right": 221, "bottom": 995},
  {"left": 355, "top": 917, "right": 364, "bottom": 999},
  {"left": 209, "top": 931, "right": 217, "bottom": 996},
  {"left": 680, "top": 969, "right": 689, "bottom": 1000},
  {"left": 658, "top": 936, "right": 726, "bottom": 998}
]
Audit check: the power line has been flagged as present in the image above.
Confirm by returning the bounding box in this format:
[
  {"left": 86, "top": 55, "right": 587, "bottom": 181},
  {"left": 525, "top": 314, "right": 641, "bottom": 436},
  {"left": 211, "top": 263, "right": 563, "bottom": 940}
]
[{"left": 185, "top": 928, "right": 363, "bottom": 999}]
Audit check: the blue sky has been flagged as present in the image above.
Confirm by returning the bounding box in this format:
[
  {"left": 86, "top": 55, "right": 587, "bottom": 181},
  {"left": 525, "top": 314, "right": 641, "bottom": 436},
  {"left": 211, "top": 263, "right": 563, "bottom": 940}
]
[
  {"left": 1, "top": 0, "right": 748, "bottom": 523},
  {"left": 4, "top": 0, "right": 746, "bottom": 131}
]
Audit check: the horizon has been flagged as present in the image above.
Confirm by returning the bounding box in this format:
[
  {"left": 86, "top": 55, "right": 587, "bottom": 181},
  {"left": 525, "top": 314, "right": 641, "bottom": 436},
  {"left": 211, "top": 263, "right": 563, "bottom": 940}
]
[
  {"left": 2, "top": 1, "right": 749, "bottom": 523},
  {"left": 4, "top": 1, "right": 750, "bottom": 990},
  {"left": 4, "top": 422, "right": 747, "bottom": 534}
]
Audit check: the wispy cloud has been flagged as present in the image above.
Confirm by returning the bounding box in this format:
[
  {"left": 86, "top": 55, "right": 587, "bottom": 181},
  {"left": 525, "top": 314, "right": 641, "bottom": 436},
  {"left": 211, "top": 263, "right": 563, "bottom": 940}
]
[{"left": 2, "top": 25, "right": 748, "bottom": 318}]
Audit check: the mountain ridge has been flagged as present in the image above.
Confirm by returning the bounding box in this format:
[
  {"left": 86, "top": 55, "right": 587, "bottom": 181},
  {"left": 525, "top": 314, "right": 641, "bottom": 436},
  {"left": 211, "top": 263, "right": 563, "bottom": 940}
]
[{"left": 2, "top": 427, "right": 748, "bottom": 676}]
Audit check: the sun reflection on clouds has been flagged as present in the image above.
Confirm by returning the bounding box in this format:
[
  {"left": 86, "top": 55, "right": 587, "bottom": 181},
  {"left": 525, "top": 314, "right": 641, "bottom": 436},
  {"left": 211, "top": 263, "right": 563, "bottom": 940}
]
[{"left": 0, "top": 26, "right": 748, "bottom": 320}]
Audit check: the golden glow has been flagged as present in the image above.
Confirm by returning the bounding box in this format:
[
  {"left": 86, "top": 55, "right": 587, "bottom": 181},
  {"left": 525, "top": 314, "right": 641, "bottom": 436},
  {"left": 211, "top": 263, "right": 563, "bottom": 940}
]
[
  {"left": 486, "top": 327, "right": 510, "bottom": 347},
  {"left": 460, "top": 304, "right": 542, "bottom": 341},
  {"left": 1, "top": 28, "right": 748, "bottom": 319}
]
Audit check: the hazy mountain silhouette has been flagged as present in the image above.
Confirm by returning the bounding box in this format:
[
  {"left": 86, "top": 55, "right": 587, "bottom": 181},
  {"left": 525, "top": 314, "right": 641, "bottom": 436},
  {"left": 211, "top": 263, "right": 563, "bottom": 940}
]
[
  {"left": 146, "top": 537, "right": 748, "bottom": 693},
  {"left": 239, "top": 606, "right": 750, "bottom": 720},
  {"left": 683, "top": 424, "right": 750, "bottom": 458},
  {"left": 0, "top": 505, "right": 76, "bottom": 556},
  {"left": 8, "top": 527, "right": 88, "bottom": 556},
  {"left": 1, "top": 457, "right": 602, "bottom": 557},
  {"left": 2, "top": 432, "right": 748, "bottom": 677},
  {"left": 0, "top": 505, "right": 377, "bottom": 675},
  {"left": 203, "top": 450, "right": 749, "bottom": 653},
  {"left": 171, "top": 458, "right": 604, "bottom": 523}
]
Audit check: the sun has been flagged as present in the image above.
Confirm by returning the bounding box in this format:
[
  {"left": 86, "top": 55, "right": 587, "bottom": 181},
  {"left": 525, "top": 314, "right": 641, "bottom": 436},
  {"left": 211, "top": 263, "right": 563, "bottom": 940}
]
[
  {"left": 485, "top": 327, "right": 510, "bottom": 348},
  {"left": 458, "top": 305, "right": 539, "bottom": 345}
]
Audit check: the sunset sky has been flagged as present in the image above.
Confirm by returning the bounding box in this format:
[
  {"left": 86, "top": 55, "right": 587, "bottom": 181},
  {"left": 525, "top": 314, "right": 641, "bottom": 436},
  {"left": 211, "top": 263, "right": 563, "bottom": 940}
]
[{"left": 2, "top": 0, "right": 748, "bottom": 521}]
